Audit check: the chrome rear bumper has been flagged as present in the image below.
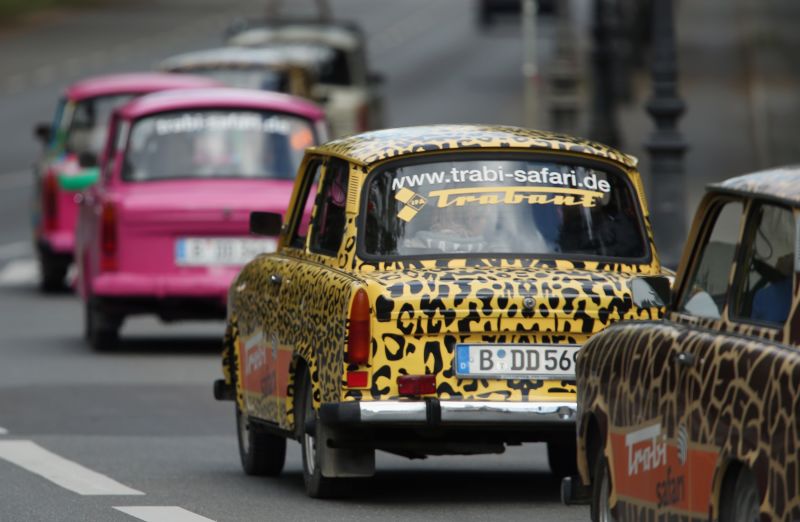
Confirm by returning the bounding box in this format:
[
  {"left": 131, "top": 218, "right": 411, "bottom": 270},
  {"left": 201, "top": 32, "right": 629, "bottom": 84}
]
[{"left": 320, "top": 400, "right": 576, "bottom": 427}]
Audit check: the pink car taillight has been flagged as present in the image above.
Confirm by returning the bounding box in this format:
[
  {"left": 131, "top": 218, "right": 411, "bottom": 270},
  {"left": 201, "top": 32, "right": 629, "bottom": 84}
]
[
  {"left": 42, "top": 171, "right": 58, "bottom": 232},
  {"left": 100, "top": 202, "right": 117, "bottom": 271}
]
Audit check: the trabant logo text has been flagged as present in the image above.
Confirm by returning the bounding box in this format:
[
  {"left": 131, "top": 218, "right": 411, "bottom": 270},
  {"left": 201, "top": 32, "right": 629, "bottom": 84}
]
[
  {"left": 244, "top": 333, "right": 266, "bottom": 375},
  {"left": 625, "top": 423, "right": 667, "bottom": 476}
]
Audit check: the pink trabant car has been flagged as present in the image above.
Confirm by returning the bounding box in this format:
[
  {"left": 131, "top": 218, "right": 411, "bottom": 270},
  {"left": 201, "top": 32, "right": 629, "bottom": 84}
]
[
  {"left": 33, "top": 72, "right": 220, "bottom": 292},
  {"left": 75, "top": 88, "right": 326, "bottom": 350}
]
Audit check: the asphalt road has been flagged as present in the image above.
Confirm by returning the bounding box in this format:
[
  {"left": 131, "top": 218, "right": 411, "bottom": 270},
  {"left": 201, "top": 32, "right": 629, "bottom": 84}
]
[{"left": 0, "top": 1, "right": 589, "bottom": 521}]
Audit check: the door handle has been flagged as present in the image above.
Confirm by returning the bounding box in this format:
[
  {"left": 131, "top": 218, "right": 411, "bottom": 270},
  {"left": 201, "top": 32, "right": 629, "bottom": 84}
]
[
  {"left": 269, "top": 273, "right": 283, "bottom": 286},
  {"left": 675, "top": 352, "right": 696, "bottom": 367}
]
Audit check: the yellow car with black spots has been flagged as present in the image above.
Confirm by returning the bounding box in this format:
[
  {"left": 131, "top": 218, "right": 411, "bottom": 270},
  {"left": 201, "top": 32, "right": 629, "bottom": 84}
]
[{"left": 213, "top": 124, "right": 671, "bottom": 498}]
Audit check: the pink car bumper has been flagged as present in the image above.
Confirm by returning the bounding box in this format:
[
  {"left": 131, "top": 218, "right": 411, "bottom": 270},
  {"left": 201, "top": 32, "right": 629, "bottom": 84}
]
[
  {"left": 39, "top": 183, "right": 79, "bottom": 256},
  {"left": 39, "top": 229, "right": 75, "bottom": 255},
  {"left": 89, "top": 269, "right": 241, "bottom": 320},
  {"left": 91, "top": 268, "right": 239, "bottom": 302}
]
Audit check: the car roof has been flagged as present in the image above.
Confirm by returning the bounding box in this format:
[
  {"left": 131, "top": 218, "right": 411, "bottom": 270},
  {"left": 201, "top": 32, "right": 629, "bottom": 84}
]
[
  {"left": 310, "top": 124, "right": 639, "bottom": 168},
  {"left": 709, "top": 165, "right": 800, "bottom": 206},
  {"left": 225, "top": 19, "right": 362, "bottom": 51},
  {"left": 65, "top": 72, "right": 220, "bottom": 101},
  {"left": 115, "top": 87, "right": 325, "bottom": 121},
  {"left": 158, "top": 45, "right": 335, "bottom": 71}
]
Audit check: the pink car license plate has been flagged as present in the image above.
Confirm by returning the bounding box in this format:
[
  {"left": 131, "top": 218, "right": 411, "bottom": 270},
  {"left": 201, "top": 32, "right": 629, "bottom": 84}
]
[{"left": 175, "top": 237, "right": 277, "bottom": 266}]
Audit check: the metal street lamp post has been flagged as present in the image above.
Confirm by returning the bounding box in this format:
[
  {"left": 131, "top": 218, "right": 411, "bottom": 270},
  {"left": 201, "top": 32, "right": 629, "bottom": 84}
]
[
  {"left": 589, "top": 0, "right": 620, "bottom": 148},
  {"left": 645, "top": 0, "right": 687, "bottom": 267},
  {"left": 522, "top": 0, "right": 540, "bottom": 128}
]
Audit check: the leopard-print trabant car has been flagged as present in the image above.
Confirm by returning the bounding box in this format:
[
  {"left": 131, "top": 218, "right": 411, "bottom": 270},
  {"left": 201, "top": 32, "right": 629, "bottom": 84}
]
[
  {"left": 213, "top": 124, "right": 671, "bottom": 498},
  {"left": 568, "top": 166, "right": 800, "bottom": 520}
]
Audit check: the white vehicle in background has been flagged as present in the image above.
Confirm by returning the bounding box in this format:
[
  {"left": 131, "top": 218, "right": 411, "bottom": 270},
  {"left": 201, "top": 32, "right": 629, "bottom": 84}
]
[
  {"left": 225, "top": 19, "right": 386, "bottom": 138},
  {"left": 157, "top": 46, "right": 322, "bottom": 100}
]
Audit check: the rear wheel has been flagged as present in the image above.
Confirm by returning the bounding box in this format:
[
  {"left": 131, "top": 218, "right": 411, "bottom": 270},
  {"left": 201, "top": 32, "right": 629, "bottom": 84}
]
[
  {"left": 548, "top": 437, "right": 579, "bottom": 479},
  {"left": 591, "top": 453, "right": 615, "bottom": 522},
  {"left": 84, "top": 299, "right": 120, "bottom": 351},
  {"left": 297, "top": 372, "right": 348, "bottom": 498},
  {"left": 719, "top": 465, "right": 760, "bottom": 522},
  {"left": 235, "top": 404, "right": 286, "bottom": 476}
]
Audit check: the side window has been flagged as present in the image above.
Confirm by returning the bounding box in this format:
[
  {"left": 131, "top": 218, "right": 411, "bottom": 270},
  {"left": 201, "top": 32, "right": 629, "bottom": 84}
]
[
  {"left": 103, "top": 120, "right": 128, "bottom": 184},
  {"left": 49, "top": 98, "right": 68, "bottom": 150},
  {"left": 289, "top": 159, "right": 323, "bottom": 249},
  {"left": 679, "top": 200, "right": 744, "bottom": 319},
  {"left": 309, "top": 159, "right": 349, "bottom": 256},
  {"left": 732, "top": 203, "right": 795, "bottom": 326}
]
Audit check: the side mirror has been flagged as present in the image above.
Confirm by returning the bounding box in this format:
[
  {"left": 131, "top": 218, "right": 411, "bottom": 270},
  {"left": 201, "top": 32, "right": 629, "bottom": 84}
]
[
  {"left": 59, "top": 167, "right": 99, "bottom": 192},
  {"left": 250, "top": 211, "right": 282, "bottom": 237},
  {"left": 631, "top": 275, "right": 672, "bottom": 309},
  {"left": 78, "top": 152, "right": 98, "bottom": 168},
  {"left": 34, "top": 123, "right": 51, "bottom": 144}
]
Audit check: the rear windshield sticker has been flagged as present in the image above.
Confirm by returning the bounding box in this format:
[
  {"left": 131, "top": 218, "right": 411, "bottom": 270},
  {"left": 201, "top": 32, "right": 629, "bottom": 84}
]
[
  {"left": 391, "top": 166, "right": 611, "bottom": 222},
  {"left": 154, "top": 113, "right": 293, "bottom": 136},
  {"left": 395, "top": 187, "right": 428, "bottom": 222},
  {"left": 390, "top": 165, "right": 612, "bottom": 193},
  {"left": 428, "top": 186, "right": 603, "bottom": 209}
]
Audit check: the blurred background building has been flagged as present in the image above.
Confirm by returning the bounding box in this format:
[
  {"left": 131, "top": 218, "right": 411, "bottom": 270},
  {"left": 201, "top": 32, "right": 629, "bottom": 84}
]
[{"left": 2, "top": 0, "right": 798, "bottom": 265}]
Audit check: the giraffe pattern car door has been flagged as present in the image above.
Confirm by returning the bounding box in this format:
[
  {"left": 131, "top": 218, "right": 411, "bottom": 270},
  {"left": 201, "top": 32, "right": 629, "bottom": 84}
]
[
  {"left": 609, "top": 199, "right": 744, "bottom": 517},
  {"left": 669, "top": 198, "right": 745, "bottom": 516}
]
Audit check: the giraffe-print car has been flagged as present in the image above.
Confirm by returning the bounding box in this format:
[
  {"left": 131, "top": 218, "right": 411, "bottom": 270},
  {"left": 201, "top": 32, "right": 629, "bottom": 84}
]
[
  {"left": 213, "top": 124, "right": 671, "bottom": 498},
  {"left": 569, "top": 165, "right": 800, "bottom": 520}
]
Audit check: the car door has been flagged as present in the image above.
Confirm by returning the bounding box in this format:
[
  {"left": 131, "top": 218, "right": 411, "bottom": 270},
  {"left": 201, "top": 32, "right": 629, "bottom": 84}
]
[
  {"left": 237, "top": 158, "right": 324, "bottom": 424},
  {"left": 75, "top": 115, "right": 124, "bottom": 299},
  {"left": 608, "top": 196, "right": 745, "bottom": 516},
  {"left": 668, "top": 196, "right": 747, "bottom": 514},
  {"left": 278, "top": 157, "right": 355, "bottom": 410},
  {"left": 676, "top": 199, "right": 796, "bottom": 516}
]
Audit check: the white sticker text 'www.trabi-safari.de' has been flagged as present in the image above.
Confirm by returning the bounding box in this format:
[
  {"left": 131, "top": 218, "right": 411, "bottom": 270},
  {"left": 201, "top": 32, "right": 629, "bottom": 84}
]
[{"left": 390, "top": 165, "right": 612, "bottom": 193}]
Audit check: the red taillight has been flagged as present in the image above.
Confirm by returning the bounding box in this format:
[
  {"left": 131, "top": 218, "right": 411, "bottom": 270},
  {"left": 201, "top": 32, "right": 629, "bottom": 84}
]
[
  {"left": 346, "top": 288, "right": 370, "bottom": 365},
  {"left": 346, "top": 371, "right": 368, "bottom": 388},
  {"left": 42, "top": 172, "right": 58, "bottom": 232},
  {"left": 100, "top": 202, "right": 117, "bottom": 271},
  {"left": 397, "top": 375, "right": 436, "bottom": 396}
]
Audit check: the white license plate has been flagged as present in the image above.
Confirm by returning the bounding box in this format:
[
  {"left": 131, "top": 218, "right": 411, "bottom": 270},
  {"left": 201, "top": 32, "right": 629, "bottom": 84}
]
[
  {"left": 175, "top": 237, "right": 276, "bottom": 266},
  {"left": 454, "top": 344, "right": 580, "bottom": 380}
]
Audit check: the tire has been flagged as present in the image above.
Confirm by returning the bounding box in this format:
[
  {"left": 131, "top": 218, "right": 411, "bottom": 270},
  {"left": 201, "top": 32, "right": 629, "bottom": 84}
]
[
  {"left": 719, "top": 465, "right": 760, "bottom": 522},
  {"left": 84, "top": 299, "right": 120, "bottom": 351},
  {"left": 548, "top": 437, "right": 579, "bottom": 479},
  {"left": 297, "top": 371, "right": 347, "bottom": 498},
  {"left": 591, "top": 454, "right": 615, "bottom": 522},
  {"left": 39, "top": 253, "right": 67, "bottom": 293},
  {"left": 235, "top": 404, "right": 286, "bottom": 476}
]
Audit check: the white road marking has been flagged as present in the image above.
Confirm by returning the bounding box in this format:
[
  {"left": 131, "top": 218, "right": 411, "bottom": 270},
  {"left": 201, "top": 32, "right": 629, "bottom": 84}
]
[
  {"left": 0, "top": 259, "right": 38, "bottom": 286},
  {"left": 0, "top": 440, "right": 144, "bottom": 495},
  {"left": 0, "top": 241, "right": 30, "bottom": 260},
  {"left": 0, "top": 427, "right": 8, "bottom": 435},
  {"left": 0, "top": 170, "right": 32, "bottom": 190},
  {"left": 114, "top": 507, "right": 216, "bottom": 522}
]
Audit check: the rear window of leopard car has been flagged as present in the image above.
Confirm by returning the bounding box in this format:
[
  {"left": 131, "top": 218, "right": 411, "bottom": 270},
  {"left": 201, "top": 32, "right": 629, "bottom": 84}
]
[{"left": 358, "top": 152, "right": 651, "bottom": 264}]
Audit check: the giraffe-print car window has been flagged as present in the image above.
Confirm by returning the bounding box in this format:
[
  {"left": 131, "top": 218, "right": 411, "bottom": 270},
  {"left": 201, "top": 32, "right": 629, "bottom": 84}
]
[
  {"left": 679, "top": 200, "right": 743, "bottom": 319},
  {"left": 733, "top": 203, "right": 795, "bottom": 326}
]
